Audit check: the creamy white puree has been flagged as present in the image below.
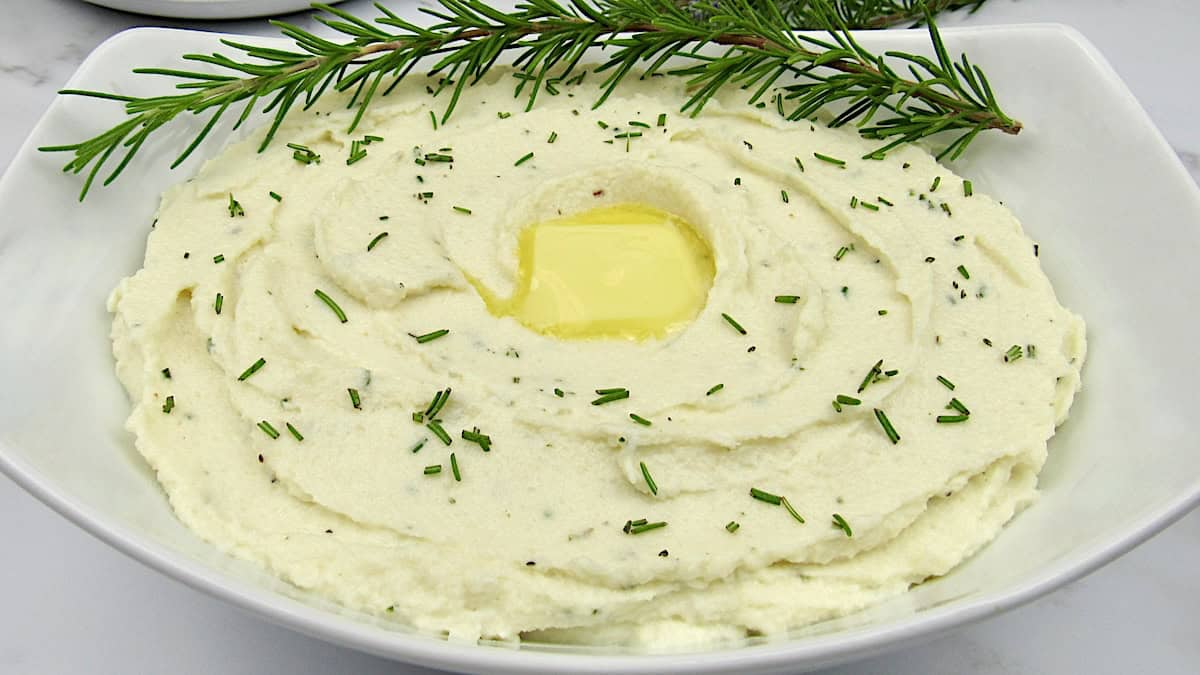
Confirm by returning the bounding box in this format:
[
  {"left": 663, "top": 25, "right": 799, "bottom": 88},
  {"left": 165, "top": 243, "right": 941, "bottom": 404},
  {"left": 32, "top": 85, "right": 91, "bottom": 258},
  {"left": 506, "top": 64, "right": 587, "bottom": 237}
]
[{"left": 110, "top": 69, "right": 1085, "bottom": 648}]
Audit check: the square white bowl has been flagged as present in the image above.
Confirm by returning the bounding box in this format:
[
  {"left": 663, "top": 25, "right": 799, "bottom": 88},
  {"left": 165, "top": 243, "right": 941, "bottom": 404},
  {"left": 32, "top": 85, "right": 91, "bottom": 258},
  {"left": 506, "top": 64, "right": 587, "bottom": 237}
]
[{"left": 1, "top": 22, "right": 1198, "bottom": 674}]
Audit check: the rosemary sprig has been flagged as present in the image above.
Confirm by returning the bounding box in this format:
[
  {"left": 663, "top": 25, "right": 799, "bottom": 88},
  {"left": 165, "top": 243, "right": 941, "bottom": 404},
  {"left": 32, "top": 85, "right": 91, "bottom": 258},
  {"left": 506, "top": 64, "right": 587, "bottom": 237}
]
[{"left": 41, "top": 0, "right": 1017, "bottom": 200}]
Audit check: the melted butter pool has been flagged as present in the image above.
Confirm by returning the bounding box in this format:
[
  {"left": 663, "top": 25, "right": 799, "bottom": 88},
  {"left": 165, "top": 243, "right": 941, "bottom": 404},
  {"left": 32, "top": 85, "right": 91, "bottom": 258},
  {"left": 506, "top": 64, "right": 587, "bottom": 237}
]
[{"left": 480, "top": 204, "right": 715, "bottom": 340}]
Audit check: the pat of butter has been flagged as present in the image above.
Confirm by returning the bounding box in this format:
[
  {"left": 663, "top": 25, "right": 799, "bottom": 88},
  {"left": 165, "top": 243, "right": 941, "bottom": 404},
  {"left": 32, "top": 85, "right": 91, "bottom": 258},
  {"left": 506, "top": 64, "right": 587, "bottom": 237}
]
[{"left": 494, "top": 204, "right": 714, "bottom": 340}]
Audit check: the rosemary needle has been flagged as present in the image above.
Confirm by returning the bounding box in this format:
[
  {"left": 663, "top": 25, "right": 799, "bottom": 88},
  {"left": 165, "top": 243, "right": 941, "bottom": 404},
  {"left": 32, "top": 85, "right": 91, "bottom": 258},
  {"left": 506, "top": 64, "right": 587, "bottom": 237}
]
[
  {"left": 257, "top": 420, "right": 280, "bottom": 439},
  {"left": 813, "top": 152, "right": 846, "bottom": 167},
  {"left": 628, "top": 521, "right": 666, "bottom": 535},
  {"left": 725, "top": 521, "right": 740, "bottom": 533},
  {"left": 937, "top": 375, "right": 956, "bottom": 390},
  {"left": 410, "top": 329, "right": 450, "bottom": 344},
  {"left": 514, "top": 152, "right": 534, "bottom": 167},
  {"left": 639, "top": 461, "right": 658, "bottom": 495},
  {"left": 450, "top": 452, "right": 461, "bottom": 481},
  {"left": 214, "top": 292, "right": 223, "bottom": 315},
  {"left": 706, "top": 383, "right": 724, "bottom": 396},
  {"left": 161, "top": 396, "right": 174, "bottom": 414},
  {"left": 427, "top": 420, "right": 452, "bottom": 445},
  {"left": 781, "top": 496, "right": 806, "bottom": 524},
  {"left": 313, "top": 289, "right": 347, "bottom": 323},
  {"left": 750, "top": 487, "right": 782, "bottom": 505},
  {"left": 832, "top": 513, "right": 853, "bottom": 537},
  {"left": 721, "top": 313, "right": 747, "bottom": 335},
  {"left": 874, "top": 408, "right": 900, "bottom": 444},
  {"left": 424, "top": 464, "right": 442, "bottom": 475},
  {"left": 366, "top": 232, "right": 389, "bottom": 251},
  {"left": 591, "top": 389, "right": 629, "bottom": 405},
  {"left": 348, "top": 388, "right": 362, "bottom": 409},
  {"left": 285, "top": 422, "right": 303, "bottom": 441},
  {"left": 774, "top": 295, "right": 801, "bottom": 304},
  {"left": 237, "top": 357, "right": 266, "bottom": 381}
]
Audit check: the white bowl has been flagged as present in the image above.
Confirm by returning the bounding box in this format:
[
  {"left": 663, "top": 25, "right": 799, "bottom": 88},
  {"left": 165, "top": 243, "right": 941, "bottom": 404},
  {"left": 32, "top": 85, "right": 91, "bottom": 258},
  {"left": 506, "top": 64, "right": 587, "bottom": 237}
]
[{"left": 1, "top": 23, "right": 1198, "bottom": 674}]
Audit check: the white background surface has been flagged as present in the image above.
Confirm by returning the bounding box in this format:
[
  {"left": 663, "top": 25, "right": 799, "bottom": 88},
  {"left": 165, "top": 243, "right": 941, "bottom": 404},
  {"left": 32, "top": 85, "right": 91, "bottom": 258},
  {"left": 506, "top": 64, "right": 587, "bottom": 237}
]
[{"left": 2, "top": 1, "right": 1198, "bottom": 673}]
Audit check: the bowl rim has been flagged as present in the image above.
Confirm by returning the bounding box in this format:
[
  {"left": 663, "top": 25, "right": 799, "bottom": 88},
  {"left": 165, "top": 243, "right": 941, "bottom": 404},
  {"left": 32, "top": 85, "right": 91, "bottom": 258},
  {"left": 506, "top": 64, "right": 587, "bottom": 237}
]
[{"left": 3, "top": 20, "right": 1200, "bottom": 674}]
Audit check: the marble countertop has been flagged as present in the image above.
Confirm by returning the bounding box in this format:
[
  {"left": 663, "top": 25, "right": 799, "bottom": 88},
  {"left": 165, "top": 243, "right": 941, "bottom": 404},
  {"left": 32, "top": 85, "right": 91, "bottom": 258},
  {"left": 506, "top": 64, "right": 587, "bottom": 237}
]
[{"left": 1, "top": 1, "right": 1197, "bottom": 673}]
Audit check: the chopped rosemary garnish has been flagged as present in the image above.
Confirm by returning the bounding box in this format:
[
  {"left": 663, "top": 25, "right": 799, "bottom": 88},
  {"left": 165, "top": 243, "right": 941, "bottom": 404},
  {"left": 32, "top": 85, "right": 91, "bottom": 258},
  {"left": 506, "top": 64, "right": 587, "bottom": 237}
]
[
  {"left": 639, "top": 461, "right": 658, "bottom": 495},
  {"left": 553, "top": 387, "right": 565, "bottom": 397},
  {"left": 453, "top": 205, "right": 472, "bottom": 214},
  {"left": 937, "top": 375, "right": 956, "bottom": 390},
  {"left": 237, "top": 357, "right": 266, "bottom": 381},
  {"left": 628, "top": 521, "right": 666, "bottom": 535},
  {"left": 497, "top": 111, "right": 512, "bottom": 119},
  {"left": 429, "top": 110, "right": 438, "bottom": 129},
  {"left": 857, "top": 359, "right": 884, "bottom": 393},
  {"left": 957, "top": 265, "right": 970, "bottom": 279},
  {"left": 930, "top": 176, "right": 941, "bottom": 192},
  {"left": 656, "top": 113, "right": 667, "bottom": 127},
  {"left": 835, "top": 394, "right": 861, "bottom": 406},
  {"left": 214, "top": 292, "right": 223, "bottom": 315},
  {"left": 750, "top": 487, "right": 782, "bottom": 505},
  {"left": 286, "top": 422, "right": 303, "bottom": 441},
  {"left": 878, "top": 309, "right": 888, "bottom": 315},
  {"left": 461, "top": 428, "right": 492, "bottom": 451},
  {"left": 348, "top": 388, "right": 362, "bottom": 409},
  {"left": 850, "top": 196, "right": 859, "bottom": 208},
  {"left": 780, "top": 189, "right": 789, "bottom": 203},
  {"left": 591, "top": 388, "right": 629, "bottom": 405},
  {"left": 706, "top": 383, "right": 724, "bottom": 396},
  {"left": 630, "top": 413, "right": 652, "bottom": 426},
  {"left": 424, "top": 464, "right": 442, "bottom": 475},
  {"left": 410, "top": 328, "right": 450, "bottom": 344},
  {"left": 367, "top": 231, "right": 389, "bottom": 251},
  {"left": 596, "top": 120, "right": 609, "bottom": 129},
  {"left": 427, "top": 419, "right": 452, "bottom": 445},
  {"left": 860, "top": 201, "right": 879, "bottom": 211},
  {"left": 269, "top": 190, "right": 282, "bottom": 201},
  {"left": 423, "top": 152, "right": 454, "bottom": 163},
  {"left": 813, "top": 152, "right": 846, "bottom": 167},
  {"left": 628, "top": 120, "right": 650, "bottom": 128},
  {"left": 775, "top": 295, "right": 801, "bottom": 304},
  {"left": 963, "top": 180, "right": 974, "bottom": 197},
  {"left": 313, "top": 289, "right": 347, "bottom": 323},
  {"left": 450, "top": 452, "right": 461, "bottom": 481},
  {"left": 835, "top": 245, "right": 850, "bottom": 261},
  {"left": 1027, "top": 344, "right": 1037, "bottom": 358},
  {"left": 936, "top": 414, "right": 969, "bottom": 423},
  {"left": 346, "top": 139, "right": 367, "bottom": 165},
  {"left": 877, "top": 196, "right": 894, "bottom": 206},
  {"left": 161, "top": 368, "right": 171, "bottom": 379},
  {"left": 1004, "top": 344, "right": 1024, "bottom": 363},
  {"left": 725, "top": 521, "right": 740, "bottom": 533},
  {"left": 226, "top": 194, "right": 245, "bottom": 218},
  {"left": 257, "top": 420, "right": 280, "bottom": 439},
  {"left": 832, "top": 513, "right": 853, "bottom": 537},
  {"left": 781, "top": 496, "right": 806, "bottom": 524},
  {"left": 547, "top": 131, "right": 558, "bottom": 143},
  {"left": 362, "top": 135, "right": 383, "bottom": 143},
  {"left": 287, "top": 143, "right": 320, "bottom": 164},
  {"left": 721, "top": 313, "right": 747, "bottom": 335},
  {"left": 873, "top": 408, "right": 900, "bottom": 444},
  {"left": 794, "top": 156, "right": 805, "bottom": 171},
  {"left": 410, "top": 438, "right": 428, "bottom": 454},
  {"left": 514, "top": 151, "right": 534, "bottom": 166},
  {"left": 425, "top": 388, "right": 451, "bottom": 418},
  {"left": 161, "top": 395, "right": 174, "bottom": 414},
  {"left": 946, "top": 398, "right": 970, "bottom": 415},
  {"left": 213, "top": 254, "right": 225, "bottom": 264}
]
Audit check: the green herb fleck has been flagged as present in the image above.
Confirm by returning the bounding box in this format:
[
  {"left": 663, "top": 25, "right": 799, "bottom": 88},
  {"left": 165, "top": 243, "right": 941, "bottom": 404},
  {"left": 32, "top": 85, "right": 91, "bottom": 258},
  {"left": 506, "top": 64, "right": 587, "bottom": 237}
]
[
  {"left": 410, "top": 438, "right": 428, "bottom": 453},
  {"left": 257, "top": 420, "right": 280, "bottom": 439},
  {"left": 268, "top": 191, "right": 282, "bottom": 202},
  {"left": 348, "top": 388, "right": 362, "bottom": 409},
  {"left": 656, "top": 113, "right": 667, "bottom": 127},
  {"left": 937, "top": 414, "right": 969, "bottom": 424},
  {"left": 161, "top": 368, "right": 171, "bottom": 379},
  {"left": 367, "top": 232, "right": 389, "bottom": 251},
  {"left": 461, "top": 427, "right": 492, "bottom": 452},
  {"left": 946, "top": 398, "right": 970, "bottom": 415},
  {"left": 346, "top": 140, "right": 367, "bottom": 165},
  {"left": 835, "top": 394, "right": 861, "bottom": 406},
  {"left": 781, "top": 496, "right": 806, "bottom": 524},
  {"left": 857, "top": 359, "right": 884, "bottom": 394},
  {"left": 794, "top": 157, "right": 805, "bottom": 172},
  {"left": 424, "top": 464, "right": 442, "bottom": 475},
  {"left": 213, "top": 254, "right": 225, "bottom": 264},
  {"left": 832, "top": 513, "right": 853, "bottom": 537},
  {"left": 781, "top": 190, "right": 789, "bottom": 204},
  {"left": 721, "top": 313, "right": 747, "bottom": 335},
  {"left": 496, "top": 111, "right": 512, "bottom": 119},
  {"left": 835, "top": 245, "right": 850, "bottom": 261},
  {"left": 214, "top": 293, "right": 223, "bottom": 315},
  {"left": 930, "top": 176, "right": 941, "bottom": 192},
  {"left": 775, "top": 295, "right": 801, "bottom": 304},
  {"left": 514, "top": 152, "right": 534, "bottom": 167},
  {"left": 725, "top": 521, "right": 740, "bottom": 533},
  {"left": 410, "top": 328, "right": 449, "bottom": 344},
  {"left": 957, "top": 265, "right": 970, "bottom": 280},
  {"left": 963, "top": 180, "right": 974, "bottom": 197},
  {"left": 706, "top": 383, "right": 724, "bottom": 396},
  {"left": 162, "top": 396, "right": 175, "bottom": 414},
  {"left": 547, "top": 131, "right": 557, "bottom": 144},
  {"left": 591, "top": 388, "right": 629, "bottom": 405},
  {"left": 630, "top": 413, "right": 652, "bottom": 427},
  {"left": 1004, "top": 344, "right": 1024, "bottom": 363},
  {"left": 450, "top": 452, "right": 461, "bottom": 481},
  {"left": 639, "top": 461, "right": 658, "bottom": 495},
  {"left": 628, "top": 521, "right": 666, "bottom": 535},
  {"left": 873, "top": 408, "right": 900, "bottom": 444},
  {"left": 427, "top": 420, "right": 452, "bottom": 445},
  {"left": 813, "top": 152, "right": 846, "bottom": 167},
  {"left": 937, "top": 375, "right": 956, "bottom": 390},
  {"left": 313, "top": 289, "right": 348, "bottom": 323},
  {"left": 553, "top": 387, "right": 565, "bottom": 398},
  {"left": 237, "top": 357, "right": 266, "bottom": 381},
  {"left": 286, "top": 422, "right": 303, "bottom": 441},
  {"left": 287, "top": 143, "right": 320, "bottom": 165},
  {"left": 750, "top": 487, "right": 782, "bottom": 505}
]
